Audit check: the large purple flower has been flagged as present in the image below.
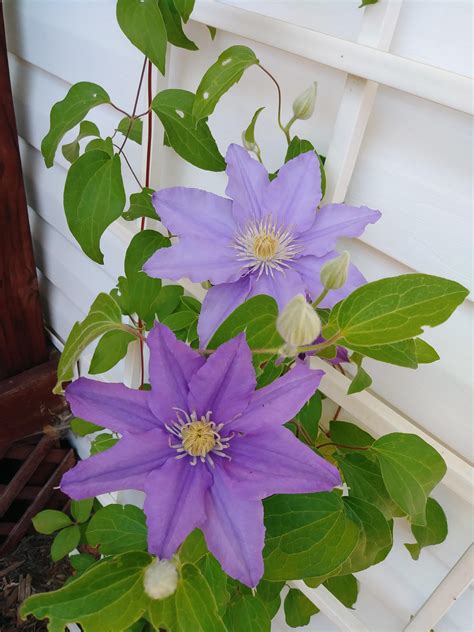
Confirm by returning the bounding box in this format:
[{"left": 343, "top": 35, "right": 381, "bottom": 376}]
[
  {"left": 61, "top": 324, "right": 340, "bottom": 587},
  {"left": 144, "top": 144, "right": 381, "bottom": 345}
]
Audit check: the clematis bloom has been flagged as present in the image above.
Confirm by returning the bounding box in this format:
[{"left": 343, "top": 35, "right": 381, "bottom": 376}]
[
  {"left": 144, "top": 144, "right": 381, "bottom": 345},
  {"left": 61, "top": 324, "right": 341, "bottom": 587}
]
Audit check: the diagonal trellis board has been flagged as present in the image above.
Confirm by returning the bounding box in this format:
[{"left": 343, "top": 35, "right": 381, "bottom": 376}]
[{"left": 108, "top": 2, "right": 473, "bottom": 631}]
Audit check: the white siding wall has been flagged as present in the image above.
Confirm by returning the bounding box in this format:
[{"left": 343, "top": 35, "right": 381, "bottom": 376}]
[{"left": 4, "top": 0, "right": 472, "bottom": 630}]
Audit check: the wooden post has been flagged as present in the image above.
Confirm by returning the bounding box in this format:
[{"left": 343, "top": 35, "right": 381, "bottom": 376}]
[{"left": 0, "top": 2, "right": 48, "bottom": 379}]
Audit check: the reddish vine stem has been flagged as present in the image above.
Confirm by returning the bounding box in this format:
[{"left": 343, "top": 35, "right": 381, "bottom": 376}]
[
  {"left": 316, "top": 442, "right": 368, "bottom": 451},
  {"left": 119, "top": 56, "right": 148, "bottom": 153}
]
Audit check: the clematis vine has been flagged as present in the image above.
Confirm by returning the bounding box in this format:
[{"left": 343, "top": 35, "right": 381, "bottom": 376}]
[
  {"left": 144, "top": 144, "right": 381, "bottom": 345},
  {"left": 61, "top": 324, "right": 340, "bottom": 587}
]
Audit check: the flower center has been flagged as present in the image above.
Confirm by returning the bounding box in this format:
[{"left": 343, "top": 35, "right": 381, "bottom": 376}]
[
  {"left": 165, "top": 409, "right": 233, "bottom": 466},
  {"left": 234, "top": 216, "right": 300, "bottom": 277}
]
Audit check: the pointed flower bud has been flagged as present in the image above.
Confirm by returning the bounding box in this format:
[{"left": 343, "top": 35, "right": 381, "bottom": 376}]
[
  {"left": 320, "top": 251, "right": 350, "bottom": 290},
  {"left": 241, "top": 130, "right": 257, "bottom": 153},
  {"left": 277, "top": 294, "right": 322, "bottom": 348},
  {"left": 144, "top": 558, "right": 178, "bottom": 600},
  {"left": 292, "top": 82, "right": 317, "bottom": 121}
]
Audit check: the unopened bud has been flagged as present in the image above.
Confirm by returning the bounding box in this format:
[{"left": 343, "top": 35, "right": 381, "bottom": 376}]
[
  {"left": 292, "top": 82, "right": 317, "bottom": 121},
  {"left": 143, "top": 559, "right": 178, "bottom": 600},
  {"left": 241, "top": 131, "right": 257, "bottom": 153},
  {"left": 320, "top": 251, "right": 350, "bottom": 290},
  {"left": 277, "top": 294, "right": 321, "bottom": 347}
]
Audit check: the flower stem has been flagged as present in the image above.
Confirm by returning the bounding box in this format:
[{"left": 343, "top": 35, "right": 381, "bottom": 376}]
[
  {"left": 118, "top": 56, "right": 148, "bottom": 154},
  {"left": 258, "top": 64, "right": 291, "bottom": 145},
  {"left": 312, "top": 287, "right": 330, "bottom": 308},
  {"left": 297, "top": 333, "right": 342, "bottom": 354},
  {"left": 316, "top": 441, "right": 368, "bottom": 451}
]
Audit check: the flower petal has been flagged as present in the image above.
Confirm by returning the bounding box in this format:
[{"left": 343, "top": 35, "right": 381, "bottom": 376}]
[
  {"left": 61, "top": 429, "right": 170, "bottom": 498},
  {"left": 143, "top": 236, "right": 242, "bottom": 285},
  {"left": 152, "top": 188, "right": 235, "bottom": 239},
  {"left": 298, "top": 204, "right": 381, "bottom": 257},
  {"left": 147, "top": 324, "right": 205, "bottom": 422},
  {"left": 144, "top": 459, "right": 212, "bottom": 559},
  {"left": 292, "top": 252, "right": 367, "bottom": 307},
  {"left": 198, "top": 276, "right": 252, "bottom": 347},
  {"left": 264, "top": 150, "right": 321, "bottom": 232},
  {"left": 66, "top": 378, "right": 157, "bottom": 435},
  {"left": 226, "top": 425, "right": 341, "bottom": 499},
  {"left": 248, "top": 268, "right": 306, "bottom": 310},
  {"left": 230, "top": 363, "right": 324, "bottom": 432},
  {"left": 202, "top": 468, "right": 264, "bottom": 587},
  {"left": 188, "top": 334, "right": 256, "bottom": 423},
  {"left": 225, "top": 144, "right": 269, "bottom": 226}
]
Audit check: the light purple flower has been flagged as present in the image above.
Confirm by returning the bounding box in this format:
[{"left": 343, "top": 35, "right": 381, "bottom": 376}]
[
  {"left": 61, "top": 324, "right": 341, "bottom": 587},
  {"left": 144, "top": 144, "right": 381, "bottom": 345}
]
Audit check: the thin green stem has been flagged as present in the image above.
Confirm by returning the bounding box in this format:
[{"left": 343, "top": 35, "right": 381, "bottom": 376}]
[
  {"left": 312, "top": 287, "right": 330, "bottom": 308},
  {"left": 297, "top": 333, "right": 342, "bottom": 354},
  {"left": 112, "top": 143, "right": 142, "bottom": 188},
  {"left": 258, "top": 64, "right": 291, "bottom": 145},
  {"left": 316, "top": 441, "right": 368, "bottom": 451},
  {"left": 118, "top": 56, "right": 147, "bottom": 153}
]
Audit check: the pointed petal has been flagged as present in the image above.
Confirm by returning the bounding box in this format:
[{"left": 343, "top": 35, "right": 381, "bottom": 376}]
[
  {"left": 202, "top": 469, "right": 264, "bottom": 587},
  {"left": 66, "top": 378, "right": 157, "bottom": 435},
  {"left": 143, "top": 236, "right": 242, "bottom": 285},
  {"left": 152, "top": 188, "right": 235, "bottom": 239},
  {"left": 248, "top": 268, "right": 306, "bottom": 310},
  {"left": 292, "top": 252, "right": 366, "bottom": 307},
  {"left": 298, "top": 204, "right": 381, "bottom": 257},
  {"left": 225, "top": 144, "right": 269, "bottom": 225},
  {"left": 265, "top": 151, "right": 321, "bottom": 232},
  {"left": 61, "top": 429, "right": 170, "bottom": 498},
  {"left": 147, "top": 324, "right": 205, "bottom": 422},
  {"left": 144, "top": 459, "right": 212, "bottom": 558},
  {"left": 227, "top": 426, "right": 341, "bottom": 499},
  {"left": 197, "top": 276, "right": 251, "bottom": 347},
  {"left": 188, "top": 334, "right": 256, "bottom": 422},
  {"left": 229, "top": 363, "right": 324, "bottom": 432}
]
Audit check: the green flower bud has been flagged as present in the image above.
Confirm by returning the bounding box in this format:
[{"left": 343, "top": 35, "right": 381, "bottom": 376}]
[
  {"left": 144, "top": 558, "right": 178, "bottom": 600},
  {"left": 241, "top": 130, "right": 257, "bottom": 153},
  {"left": 292, "top": 82, "right": 317, "bottom": 121},
  {"left": 320, "top": 251, "right": 350, "bottom": 290},
  {"left": 277, "top": 294, "right": 321, "bottom": 347}
]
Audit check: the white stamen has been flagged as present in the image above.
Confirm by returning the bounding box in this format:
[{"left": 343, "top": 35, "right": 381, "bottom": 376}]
[{"left": 234, "top": 216, "right": 301, "bottom": 277}]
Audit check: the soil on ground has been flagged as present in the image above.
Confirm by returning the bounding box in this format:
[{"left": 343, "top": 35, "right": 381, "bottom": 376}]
[{"left": 0, "top": 534, "right": 72, "bottom": 631}]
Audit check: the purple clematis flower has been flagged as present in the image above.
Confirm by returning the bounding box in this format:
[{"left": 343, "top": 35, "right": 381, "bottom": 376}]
[
  {"left": 61, "top": 324, "right": 341, "bottom": 587},
  {"left": 144, "top": 144, "right": 381, "bottom": 345}
]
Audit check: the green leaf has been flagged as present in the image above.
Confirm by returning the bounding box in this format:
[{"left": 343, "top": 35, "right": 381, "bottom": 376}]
[
  {"left": 90, "top": 433, "right": 119, "bottom": 455},
  {"left": 89, "top": 329, "right": 135, "bottom": 375},
  {"left": 343, "top": 339, "right": 418, "bottom": 369},
  {"left": 209, "top": 295, "right": 283, "bottom": 367},
  {"left": 51, "top": 525, "right": 81, "bottom": 561},
  {"left": 179, "top": 529, "right": 208, "bottom": 564},
  {"left": 42, "top": 82, "right": 109, "bottom": 167},
  {"left": 193, "top": 46, "right": 259, "bottom": 122},
  {"left": 123, "top": 188, "right": 159, "bottom": 221},
  {"left": 405, "top": 498, "right": 447, "bottom": 560},
  {"left": 263, "top": 492, "right": 359, "bottom": 580},
  {"left": 32, "top": 510, "right": 72, "bottom": 535},
  {"left": 64, "top": 150, "right": 126, "bottom": 263},
  {"left": 148, "top": 594, "right": 177, "bottom": 632},
  {"left": 330, "top": 420, "right": 375, "bottom": 452},
  {"left": 371, "top": 433, "right": 447, "bottom": 525},
  {"left": 284, "top": 588, "right": 319, "bottom": 628},
  {"left": 21, "top": 551, "right": 152, "bottom": 631},
  {"left": 118, "top": 116, "right": 143, "bottom": 145},
  {"left": 162, "top": 310, "right": 197, "bottom": 331},
  {"left": 86, "top": 504, "right": 147, "bottom": 555},
  {"left": 69, "top": 553, "right": 96, "bottom": 574},
  {"left": 54, "top": 293, "right": 127, "bottom": 393},
  {"left": 296, "top": 390, "right": 322, "bottom": 443},
  {"left": 175, "top": 563, "right": 227, "bottom": 631},
  {"left": 159, "top": 0, "right": 197, "bottom": 50},
  {"left": 255, "top": 580, "right": 284, "bottom": 618},
  {"left": 243, "top": 106, "right": 264, "bottom": 147},
  {"left": 181, "top": 296, "right": 201, "bottom": 313},
  {"left": 336, "top": 452, "right": 402, "bottom": 520},
  {"left": 116, "top": 0, "right": 168, "bottom": 74},
  {"left": 324, "top": 574, "right": 358, "bottom": 608},
  {"left": 338, "top": 497, "right": 393, "bottom": 574},
  {"left": 285, "top": 136, "right": 326, "bottom": 197},
  {"left": 359, "top": 0, "right": 378, "bottom": 7},
  {"left": 347, "top": 365, "right": 372, "bottom": 394},
  {"left": 70, "top": 498, "right": 94, "bottom": 524},
  {"left": 415, "top": 338, "right": 440, "bottom": 364},
  {"left": 333, "top": 274, "right": 469, "bottom": 348},
  {"left": 152, "top": 89, "right": 226, "bottom": 171},
  {"left": 256, "top": 358, "right": 284, "bottom": 389},
  {"left": 62, "top": 120, "right": 100, "bottom": 163},
  {"left": 207, "top": 25, "right": 217, "bottom": 40},
  {"left": 84, "top": 137, "right": 114, "bottom": 156},
  {"left": 196, "top": 554, "right": 229, "bottom": 615},
  {"left": 174, "top": 0, "right": 195, "bottom": 22},
  {"left": 70, "top": 417, "right": 103, "bottom": 436},
  {"left": 224, "top": 594, "right": 271, "bottom": 631}
]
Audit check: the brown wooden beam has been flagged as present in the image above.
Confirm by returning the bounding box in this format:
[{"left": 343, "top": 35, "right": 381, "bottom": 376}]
[{"left": 0, "top": 2, "right": 48, "bottom": 379}]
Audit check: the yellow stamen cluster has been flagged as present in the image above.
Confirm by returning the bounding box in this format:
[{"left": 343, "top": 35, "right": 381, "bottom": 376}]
[
  {"left": 253, "top": 234, "right": 279, "bottom": 260},
  {"left": 181, "top": 420, "right": 217, "bottom": 457}
]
